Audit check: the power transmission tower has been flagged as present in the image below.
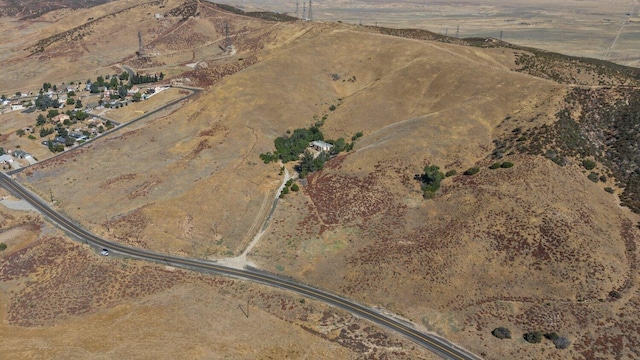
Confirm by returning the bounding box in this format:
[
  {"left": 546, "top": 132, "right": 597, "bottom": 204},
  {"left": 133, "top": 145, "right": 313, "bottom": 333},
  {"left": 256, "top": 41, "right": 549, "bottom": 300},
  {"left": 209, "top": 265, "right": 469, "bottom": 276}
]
[
  {"left": 302, "top": 1, "right": 306, "bottom": 20},
  {"left": 308, "top": 0, "right": 312, "bottom": 21},
  {"left": 456, "top": 25, "right": 459, "bottom": 38},
  {"left": 137, "top": 30, "right": 144, "bottom": 58},
  {"left": 445, "top": 27, "right": 448, "bottom": 36},
  {"left": 225, "top": 21, "right": 231, "bottom": 48},
  {"left": 499, "top": 31, "right": 503, "bottom": 41},
  {"left": 295, "top": 0, "right": 299, "bottom": 17}
]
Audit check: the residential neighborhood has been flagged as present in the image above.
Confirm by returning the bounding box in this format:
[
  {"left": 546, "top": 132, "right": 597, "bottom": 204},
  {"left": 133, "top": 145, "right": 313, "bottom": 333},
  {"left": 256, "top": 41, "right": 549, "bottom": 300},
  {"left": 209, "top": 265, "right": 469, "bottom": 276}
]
[{"left": 0, "top": 71, "right": 173, "bottom": 170}]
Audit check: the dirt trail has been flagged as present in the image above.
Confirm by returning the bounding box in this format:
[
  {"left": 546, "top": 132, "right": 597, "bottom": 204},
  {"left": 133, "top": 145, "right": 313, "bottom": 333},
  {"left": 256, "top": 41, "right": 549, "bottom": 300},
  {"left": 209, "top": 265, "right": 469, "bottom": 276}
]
[{"left": 215, "top": 167, "right": 290, "bottom": 269}]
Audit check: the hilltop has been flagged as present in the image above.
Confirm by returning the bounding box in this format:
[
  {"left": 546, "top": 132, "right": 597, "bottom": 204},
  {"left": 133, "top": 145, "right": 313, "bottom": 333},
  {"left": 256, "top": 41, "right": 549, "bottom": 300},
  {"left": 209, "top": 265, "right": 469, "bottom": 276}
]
[{"left": 1, "top": 1, "right": 640, "bottom": 359}]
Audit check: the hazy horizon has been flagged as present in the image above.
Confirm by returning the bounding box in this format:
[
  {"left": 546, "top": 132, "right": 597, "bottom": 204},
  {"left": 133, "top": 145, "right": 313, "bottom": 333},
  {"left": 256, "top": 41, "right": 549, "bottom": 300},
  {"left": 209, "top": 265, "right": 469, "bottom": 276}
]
[{"left": 212, "top": 0, "right": 640, "bottom": 67}]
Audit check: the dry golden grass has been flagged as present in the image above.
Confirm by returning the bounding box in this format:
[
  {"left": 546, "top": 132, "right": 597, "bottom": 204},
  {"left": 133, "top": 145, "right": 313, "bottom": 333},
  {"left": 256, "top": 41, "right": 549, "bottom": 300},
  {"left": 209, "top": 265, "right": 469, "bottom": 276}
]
[
  {"left": 2, "top": 2, "right": 640, "bottom": 359},
  {"left": 102, "top": 88, "right": 187, "bottom": 123},
  {"left": 0, "top": 206, "right": 435, "bottom": 359}
]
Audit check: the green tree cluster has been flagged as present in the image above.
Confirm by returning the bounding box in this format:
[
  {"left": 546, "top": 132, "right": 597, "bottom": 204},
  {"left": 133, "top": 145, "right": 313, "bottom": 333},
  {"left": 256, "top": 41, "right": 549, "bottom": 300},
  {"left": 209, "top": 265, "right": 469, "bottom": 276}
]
[
  {"left": 419, "top": 165, "right": 445, "bottom": 199},
  {"left": 298, "top": 150, "right": 329, "bottom": 178},
  {"left": 40, "top": 127, "right": 54, "bottom": 138},
  {"left": 35, "top": 94, "right": 61, "bottom": 110},
  {"left": 279, "top": 179, "right": 300, "bottom": 198},
  {"left": 131, "top": 72, "right": 161, "bottom": 85},
  {"left": 261, "top": 126, "right": 324, "bottom": 163}
]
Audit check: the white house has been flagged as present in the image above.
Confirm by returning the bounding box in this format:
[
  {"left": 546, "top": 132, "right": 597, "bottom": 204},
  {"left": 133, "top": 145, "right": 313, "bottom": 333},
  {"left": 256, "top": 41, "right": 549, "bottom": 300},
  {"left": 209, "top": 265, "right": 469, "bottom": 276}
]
[
  {"left": 10, "top": 103, "right": 24, "bottom": 111},
  {"left": 310, "top": 140, "right": 333, "bottom": 152},
  {"left": 0, "top": 154, "right": 13, "bottom": 163}
]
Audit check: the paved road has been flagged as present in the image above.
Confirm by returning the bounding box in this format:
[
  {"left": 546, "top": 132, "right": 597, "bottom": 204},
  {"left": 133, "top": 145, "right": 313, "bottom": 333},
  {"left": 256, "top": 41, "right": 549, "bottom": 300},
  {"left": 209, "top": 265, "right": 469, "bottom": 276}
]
[
  {"left": 7, "top": 86, "right": 201, "bottom": 176},
  {"left": 0, "top": 166, "right": 478, "bottom": 360}
]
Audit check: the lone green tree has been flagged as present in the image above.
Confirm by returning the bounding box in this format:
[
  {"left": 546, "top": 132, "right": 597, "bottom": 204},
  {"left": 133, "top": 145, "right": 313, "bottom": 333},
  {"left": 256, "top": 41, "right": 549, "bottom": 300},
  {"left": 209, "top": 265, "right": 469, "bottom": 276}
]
[{"left": 419, "top": 165, "right": 445, "bottom": 199}]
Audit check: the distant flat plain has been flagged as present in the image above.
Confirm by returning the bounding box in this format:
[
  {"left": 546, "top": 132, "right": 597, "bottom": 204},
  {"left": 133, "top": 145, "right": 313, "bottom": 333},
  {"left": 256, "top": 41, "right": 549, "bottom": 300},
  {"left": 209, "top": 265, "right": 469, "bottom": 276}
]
[{"left": 222, "top": 0, "right": 640, "bottom": 67}]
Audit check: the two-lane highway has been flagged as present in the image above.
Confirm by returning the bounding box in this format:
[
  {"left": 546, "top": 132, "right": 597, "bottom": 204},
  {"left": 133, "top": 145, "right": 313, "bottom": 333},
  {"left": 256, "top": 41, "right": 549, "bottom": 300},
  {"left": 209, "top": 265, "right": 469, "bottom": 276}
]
[{"left": 0, "top": 172, "right": 479, "bottom": 360}]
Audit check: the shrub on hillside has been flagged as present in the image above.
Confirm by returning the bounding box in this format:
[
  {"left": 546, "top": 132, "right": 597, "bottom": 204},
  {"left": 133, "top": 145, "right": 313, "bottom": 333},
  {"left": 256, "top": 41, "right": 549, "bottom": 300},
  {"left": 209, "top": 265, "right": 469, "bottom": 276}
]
[
  {"left": 588, "top": 172, "right": 600, "bottom": 183},
  {"left": 500, "top": 161, "right": 514, "bottom": 168},
  {"left": 491, "top": 327, "right": 511, "bottom": 339},
  {"left": 544, "top": 332, "right": 559, "bottom": 341},
  {"left": 463, "top": 167, "right": 480, "bottom": 176},
  {"left": 0, "top": 242, "right": 6, "bottom": 251},
  {"left": 523, "top": 331, "right": 543, "bottom": 343},
  {"left": 445, "top": 169, "right": 457, "bottom": 177},
  {"left": 605, "top": 187, "right": 615, "bottom": 194},
  {"left": 553, "top": 336, "right": 570, "bottom": 349},
  {"left": 582, "top": 159, "right": 597, "bottom": 170},
  {"left": 489, "top": 162, "right": 501, "bottom": 169}
]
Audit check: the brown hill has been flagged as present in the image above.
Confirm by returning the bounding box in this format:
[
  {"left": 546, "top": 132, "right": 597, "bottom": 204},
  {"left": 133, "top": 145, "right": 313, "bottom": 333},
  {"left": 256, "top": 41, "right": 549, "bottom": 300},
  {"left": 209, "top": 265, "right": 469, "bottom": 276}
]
[{"left": 2, "top": 2, "right": 640, "bottom": 359}]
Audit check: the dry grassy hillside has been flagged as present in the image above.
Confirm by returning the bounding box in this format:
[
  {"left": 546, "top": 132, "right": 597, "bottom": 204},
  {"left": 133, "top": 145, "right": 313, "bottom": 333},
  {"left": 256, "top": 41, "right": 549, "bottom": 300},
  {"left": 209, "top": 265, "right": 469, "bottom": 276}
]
[
  {"left": 2, "top": 2, "right": 640, "bottom": 359},
  {"left": 0, "top": 196, "right": 431, "bottom": 359}
]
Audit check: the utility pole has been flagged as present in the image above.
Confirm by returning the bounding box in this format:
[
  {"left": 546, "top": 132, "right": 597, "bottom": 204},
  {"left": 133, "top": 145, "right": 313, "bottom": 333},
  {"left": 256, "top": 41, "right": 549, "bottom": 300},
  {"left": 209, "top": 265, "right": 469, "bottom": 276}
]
[
  {"left": 308, "top": 0, "right": 312, "bottom": 21},
  {"left": 499, "top": 30, "right": 503, "bottom": 41},
  {"left": 456, "top": 25, "right": 459, "bottom": 38},
  {"left": 445, "top": 27, "right": 448, "bottom": 36},
  {"left": 238, "top": 296, "right": 250, "bottom": 318},
  {"left": 302, "top": 1, "right": 306, "bottom": 20},
  {"left": 295, "top": 0, "right": 299, "bottom": 17}
]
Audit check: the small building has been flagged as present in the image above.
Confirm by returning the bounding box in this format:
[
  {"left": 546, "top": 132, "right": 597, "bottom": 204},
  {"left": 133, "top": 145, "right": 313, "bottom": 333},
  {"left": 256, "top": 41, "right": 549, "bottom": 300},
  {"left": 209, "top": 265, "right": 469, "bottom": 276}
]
[
  {"left": 24, "top": 155, "right": 37, "bottom": 165},
  {"left": 10, "top": 103, "right": 24, "bottom": 111},
  {"left": 52, "top": 114, "right": 71, "bottom": 124},
  {"left": 310, "top": 140, "right": 333, "bottom": 152},
  {"left": 0, "top": 154, "right": 13, "bottom": 164},
  {"left": 53, "top": 136, "right": 67, "bottom": 145},
  {"left": 12, "top": 150, "right": 28, "bottom": 159}
]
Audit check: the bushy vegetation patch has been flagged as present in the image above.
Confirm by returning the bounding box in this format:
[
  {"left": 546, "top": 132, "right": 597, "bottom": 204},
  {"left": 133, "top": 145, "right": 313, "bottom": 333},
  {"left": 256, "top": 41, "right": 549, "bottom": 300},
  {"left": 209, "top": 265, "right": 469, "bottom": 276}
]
[
  {"left": 493, "top": 86, "right": 640, "bottom": 213},
  {"left": 523, "top": 331, "right": 543, "bottom": 344},
  {"left": 491, "top": 327, "right": 511, "bottom": 339},
  {"left": 417, "top": 165, "right": 445, "bottom": 199},
  {"left": 463, "top": 166, "right": 480, "bottom": 176}
]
